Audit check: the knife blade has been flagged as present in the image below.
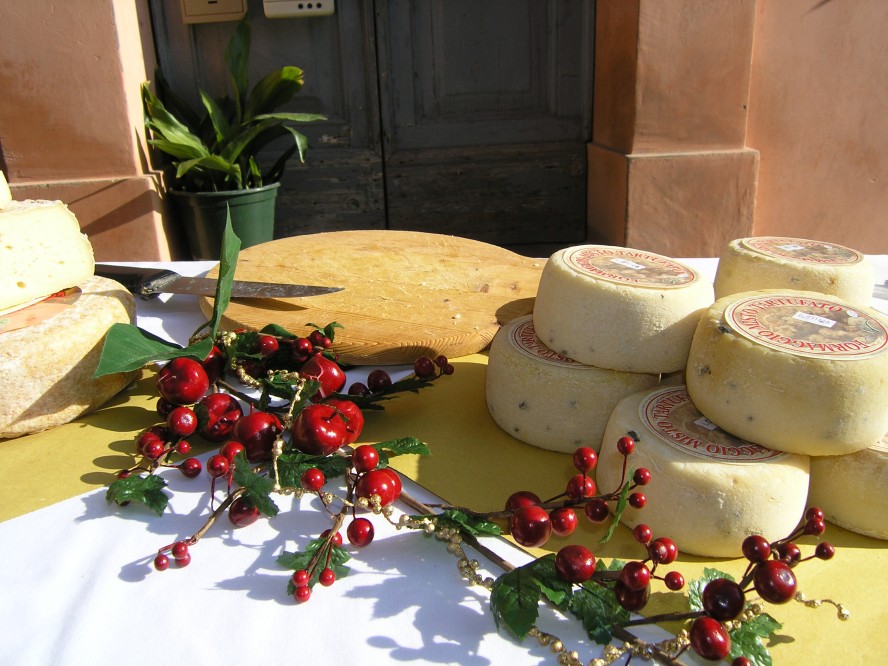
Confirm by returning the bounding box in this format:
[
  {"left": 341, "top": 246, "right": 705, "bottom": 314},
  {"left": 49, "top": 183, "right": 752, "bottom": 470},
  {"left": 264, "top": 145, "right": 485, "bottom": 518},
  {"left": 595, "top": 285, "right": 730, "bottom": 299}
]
[{"left": 95, "top": 264, "right": 342, "bottom": 299}]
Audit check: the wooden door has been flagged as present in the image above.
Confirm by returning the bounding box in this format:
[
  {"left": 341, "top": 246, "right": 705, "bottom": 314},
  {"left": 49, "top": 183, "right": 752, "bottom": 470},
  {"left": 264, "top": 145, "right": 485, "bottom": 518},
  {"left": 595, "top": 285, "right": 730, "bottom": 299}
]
[{"left": 147, "top": 0, "right": 594, "bottom": 251}]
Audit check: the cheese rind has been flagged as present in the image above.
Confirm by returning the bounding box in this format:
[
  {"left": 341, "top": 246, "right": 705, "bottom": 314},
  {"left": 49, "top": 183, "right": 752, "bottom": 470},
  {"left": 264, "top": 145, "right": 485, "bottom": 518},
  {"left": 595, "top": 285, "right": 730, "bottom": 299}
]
[
  {"left": 485, "top": 315, "right": 659, "bottom": 453},
  {"left": 596, "top": 385, "right": 810, "bottom": 557},
  {"left": 532, "top": 245, "right": 713, "bottom": 373},
  {"left": 808, "top": 436, "right": 888, "bottom": 540},
  {"left": 0, "top": 275, "right": 137, "bottom": 438},
  {"left": 0, "top": 171, "right": 11, "bottom": 209},
  {"left": 686, "top": 289, "right": 888, "bottom": 456},
  {"left": 714, "top": 236, "right": 874, "bottom": 305},
  {"left": 0, "top": 199, "right": 95, "bottom": 311}
]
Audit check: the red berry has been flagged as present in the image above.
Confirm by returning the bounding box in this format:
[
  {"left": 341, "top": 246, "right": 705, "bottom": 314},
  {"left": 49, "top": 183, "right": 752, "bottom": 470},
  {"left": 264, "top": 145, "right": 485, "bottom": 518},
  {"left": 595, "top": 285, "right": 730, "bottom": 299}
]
[
  {"left": 175, "top": 552, "right": 191, "bottom": 568},
  {"left": 228, "top": 496, "right": 261, "bottom": 527},
  {"left": 441, "top": 363, "right": 455, "bottom": 375},
  {"left": 157, "top": 357, "right": 209, "bottom": 405},
  {"left": 732, "top": 658, "right": 753, "bottom": 666},
  {"left": 509, "top": 506, "right": 552, "bottom": 548},
  {"left": 219, "top": 440, "right": 246, "bottom": 463},
  {"left": 619, "top": 561, "right": 651, "bottom": 591},
  {"left": 301, "top": 467, "right": 326, "bottom": 492},
  {"left": 348, "top": 382, "right": 370, "bottom": 397},
  {"left": 136, "top": 429, "right": 164, "bottom": 455},
  {"left": 319, "top": 568, "right": 336, "bottom": 586},
  {"left": 355, "top": 468, "right": 402, "bottom": 506},
  {"left": 664, "top": 570, "right": 685, "bottom": 591},
  {"left": 167, "top": 406, "right": 198, "bottom": 438},
  {"left": 804, "top": 517, "right": 826, "bottom": 536},
  {"left": 584, "top": 498, "right": 609, "bottom": 523},
  {"left": 291, "top": 337, "right": 314, "bottom": 363},
  {"left": 565, "top": 473, "right": 596, "bottom": 500},
  {"left": 179, "top": 457, "right": 202, "bottom": 478},
  {"left": 572, "top": 447, "right": 598, "bottom": 473},
  {"left": 628, "top": 492, "right": 647, "bottom": 509},
  {"left": 554, "top": 544, "right": 596, "bottom": 583},
  {"left": 294, "top": 585, "right": 311, "bottom": 603},
  {"left": 805, "top": 506, "right": 825, "bottom": 522},
  {"left": 504, "top": 490, "right": 540, "bottom": 512},
  {"left": 614, "top": 580, "right": 650, "bottom": 612},
  {"left": 292, "top": 569, "right": 310, "bottom": 587},
  {"left": 321, "top": 529, "right": 343, "bottom": 547},
  {"left": 201, "top": 345, "right": 226, "bottom": 385},
  {"left": 815, "top": 542, "right": 836, "bottom": 560},
  {"left": 633, "top": 524, "right": 653, "bottom": 545},
  {"left": 255, "top": 334, "right": 279, "bottom": 358},
  {"left": 234, "top": 410, "right": 283, "bottom": 463},
  {"left": 206, "top": 454, "right": 230, "bottom": 478},
  {"left": 702, "top": 578, "right": 746, "bottom": 621},
  {"left": 154, "top": 553, "right": 170, "bottom": 571},
  {"left": 309, "top": 330, "right": 331, "bottom": 349},
  {"left": 142, "top": 439, "right": 166, "bottom": 460},
  {"left": 291, "top": 403, "right": 348, "bottom": 456},
  {"left": 616, "top": 435, "right": 635, "bottom": 456},
  {"left": 550, "top": 507, "right": 578, "bottom": 537},
  {"left": 434, "top": 355, "right": 449, "bottom": 368},
  {"left": 325, "top": 398, "right": 364, "bottom": 445},
  {"left": 753, "top": 560, "right": 797, "bottom": 604},
  {"left": 171, "top": 541, "right": 189, "bottom": 559},
  {"left": 176, "top": 440, "right": 191, "bottom": 455},
  {"left": 366, "top": 368, "right": 393, "bottom": 392},
  {"left": 347, "top": 517, "right": 375, "bottom": 546},
  {"left": 741, "top": 534, "right": 771, "bottom": 563},
  {"left": 413, "top": 356, "right": 436, "bottom": 378},
  {"left": 775, "top": 541, "right": 801, "bottom": 564},
  {"left": 300, "top": 353, "right": 346, "bottom": 399},
  {"left": 689, "top": 616, "right": 731, "bottom": 661},
  {"left": 632, "top": 468, "right": 652, "bottom": 486},
  {"left": 197, "top": 393, "right": 243, "bottom": 442},
  {"left": 156, "top": 398, "right": 176, "bottom": 419},
  {"left": 351, "top": 445, "right": 379, "bottom": 473},
  {"left": 648, "top": 537, "right": 678, "bottom": 565}
]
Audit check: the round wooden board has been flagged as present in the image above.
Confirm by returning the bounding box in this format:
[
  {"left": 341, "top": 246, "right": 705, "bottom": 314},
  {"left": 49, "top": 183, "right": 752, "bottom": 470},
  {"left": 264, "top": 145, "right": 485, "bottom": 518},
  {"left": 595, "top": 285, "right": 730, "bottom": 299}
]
[{"left": 199, "top": 230, "right": 545, "bottom": 365}]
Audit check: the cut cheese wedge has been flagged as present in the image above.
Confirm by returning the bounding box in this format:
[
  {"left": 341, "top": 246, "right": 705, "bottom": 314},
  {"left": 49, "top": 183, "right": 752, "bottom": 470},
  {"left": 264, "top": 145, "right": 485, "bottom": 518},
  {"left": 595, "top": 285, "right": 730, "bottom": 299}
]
[
  {"left": 485, "top": 315, "right": 659, "bottom": 453},
  {"left": 596, "top": 385, "right": 810, "bottom": 557},
  {"left": 532, "top": 245, "right": 713, "bottom": 373},
  {"left": 686, "top": 289, "right": 888, "bottom": 456},
  {"left": 0, "top": 198, "right": 95, "bottom": 311},
  {"left": 714, "top": 236, "right": 874, "bottom": 305},
  {"left": 0, "top": 275, "right": 137, "bottom": 438}
]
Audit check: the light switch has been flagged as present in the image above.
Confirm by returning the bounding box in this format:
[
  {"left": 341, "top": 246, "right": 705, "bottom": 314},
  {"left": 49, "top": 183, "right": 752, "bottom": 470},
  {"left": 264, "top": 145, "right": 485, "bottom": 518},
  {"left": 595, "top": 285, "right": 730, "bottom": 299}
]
[
  {"left": 263, "top": 0, "right": 335, "bottom": 19},
  {"left": 181, "top": 0, "right": 247, "bottom": 24}
]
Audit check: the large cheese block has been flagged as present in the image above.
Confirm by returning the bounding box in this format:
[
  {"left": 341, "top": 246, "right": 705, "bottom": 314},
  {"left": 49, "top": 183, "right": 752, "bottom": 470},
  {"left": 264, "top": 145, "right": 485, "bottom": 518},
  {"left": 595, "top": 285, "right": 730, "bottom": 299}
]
[
  {"left": 808, "top": 435, "right": 888, "bottom": 540},
  {"left": 686, "top": 289, "right": 888, "bottom": 456},
  {"left": 0, "top": 275, "right": 136, "bottom": 438},
  {"left": 0, "top": 196, "right": 95, "bottom": 312},
  {"left": 485, "top": 315, "right": 659, "bottom": 453},
  {"left": 596, "top": 385, "right": 810, "bottom": 557},
  {"left": 714, "top": 236, "right": 874, "bottom": 305},
  {"left": 532, "top": 245, "right": 713, "bottom": 373}
]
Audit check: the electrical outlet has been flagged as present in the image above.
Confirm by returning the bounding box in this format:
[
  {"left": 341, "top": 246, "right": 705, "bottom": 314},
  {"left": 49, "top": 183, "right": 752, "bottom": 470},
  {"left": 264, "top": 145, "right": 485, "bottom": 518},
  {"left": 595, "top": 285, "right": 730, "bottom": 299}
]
[
  {"left": 263, "top": 0, "right": 335, "bottom": 19},
  {"left": 181, "top": 0, "right": 246, "bottom": 24}
]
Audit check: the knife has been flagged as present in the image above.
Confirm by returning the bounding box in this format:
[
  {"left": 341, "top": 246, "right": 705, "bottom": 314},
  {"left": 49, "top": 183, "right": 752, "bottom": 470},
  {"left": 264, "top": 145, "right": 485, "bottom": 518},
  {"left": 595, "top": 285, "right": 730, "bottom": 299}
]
[{"left": 95, "top": 264, "right": 342, "bottom": 299}]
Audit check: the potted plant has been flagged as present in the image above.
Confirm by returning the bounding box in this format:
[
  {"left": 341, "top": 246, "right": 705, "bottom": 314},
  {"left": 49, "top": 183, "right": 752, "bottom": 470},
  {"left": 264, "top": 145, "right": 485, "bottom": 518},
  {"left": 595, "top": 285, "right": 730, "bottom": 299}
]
[{"left": 142, "top": 17, "right": 326, "bottom": 259}]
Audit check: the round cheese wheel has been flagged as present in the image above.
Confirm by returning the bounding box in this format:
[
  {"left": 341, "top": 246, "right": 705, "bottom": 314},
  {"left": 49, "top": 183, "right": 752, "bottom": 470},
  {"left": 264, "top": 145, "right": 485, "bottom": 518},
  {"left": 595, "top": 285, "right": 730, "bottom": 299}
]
[
  {"left": 596, "top": 385, "right": 810, "bottom": 557},
  {"left": 808, "top": 435, "right": 888, "bottom": 540},
  {"left": 0, "top": 275, "right": 137, "bottom": 438},
  {"left": 714, "top": 237, "right": 874, "bottom": 305},
  {"left": 485, "top": 315, "right": 659, "bottom": 453},
  {"left": 686, "top": 289, "right": 888, "bottom": 456},
  {"left": 532, "top": 245, "right": 713, "bottom": 373}
]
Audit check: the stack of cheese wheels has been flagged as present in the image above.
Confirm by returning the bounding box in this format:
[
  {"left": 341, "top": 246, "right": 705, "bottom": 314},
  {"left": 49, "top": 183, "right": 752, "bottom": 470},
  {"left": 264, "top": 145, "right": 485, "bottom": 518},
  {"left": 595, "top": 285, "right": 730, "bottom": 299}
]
[
  {"left": 597, "top": 385, "right": 810, "bottom": 557},
  {"left": 808, "top": 434, "right": 888, "bottom": 540},
  {"left": 532, "top": 245, "right": 714, "bottom": 374},
  {"left": 713, "top": 236, "right": 874, "bottom": 304},
  {"left": 686, "top": 289, "right": 888, "bottom": 456},
  {"left": 485, "top": 315, "right": 659, "bottom": 453},
  {"left": 0, "top": 172, "right": 136, "bottom": 438}
]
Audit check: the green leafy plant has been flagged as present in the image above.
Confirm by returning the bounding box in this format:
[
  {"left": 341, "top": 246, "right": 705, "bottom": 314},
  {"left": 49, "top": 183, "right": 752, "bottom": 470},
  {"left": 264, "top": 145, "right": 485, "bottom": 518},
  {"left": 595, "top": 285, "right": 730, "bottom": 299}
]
[{"left": 141, "top": 17, "right": 326, "bottom": 192}]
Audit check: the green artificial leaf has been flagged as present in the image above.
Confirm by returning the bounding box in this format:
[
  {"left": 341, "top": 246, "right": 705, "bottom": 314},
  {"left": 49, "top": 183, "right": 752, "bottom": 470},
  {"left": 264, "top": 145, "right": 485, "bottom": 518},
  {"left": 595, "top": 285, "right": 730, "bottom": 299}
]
[
  {"left": 526, "top": 554, "right": 573, "bottom": 607},
  {"left": 600, "top": 479, "right": 633, "bottom": 544},
  {"left": 105, "top": 474, "right": 169, "bottom": 515},
  {"left": 374, "top": 437, "right": 430, "bottom": 458},
  {"left": 688, "top": 568, "right": 735, "bottom": 612},
  {"left": 729, "top": 613, "right": 782, "bottom": 666},
  {"left": 94, "top": 323, "right": 214, "bottom": 377},
  {"left": 275, "top": 451, "right": 352, "bottom": 488},
  {"left": 433, "top": 509, "right": 502, "bottom": 537},
  {"left": 208, "top": 217, "right": 241, "bottom": 337},
  {"left": 490, "top": 566, "right": 542, "bottom": 639},
  {"left": 568, "top": 582, "right": 631, "bottom": 645},
  {"left": 278, "top": 535, "right": 351, "bottom": 591},
  {"left": 260, "top": 323, "right": 297, "bottom": 339},
  {"left": 596, "top": 558, "right": 627, "bottom": 573},
  {"left": 231, "top": 452, "right": 279, "bottom": 517}
]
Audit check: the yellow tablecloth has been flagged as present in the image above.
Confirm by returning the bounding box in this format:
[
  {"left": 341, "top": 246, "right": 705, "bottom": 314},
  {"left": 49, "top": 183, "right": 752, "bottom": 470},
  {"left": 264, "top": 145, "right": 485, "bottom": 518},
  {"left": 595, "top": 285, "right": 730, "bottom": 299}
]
[{"left": 0, "top": 353, "right": 882, "bottom": 663}]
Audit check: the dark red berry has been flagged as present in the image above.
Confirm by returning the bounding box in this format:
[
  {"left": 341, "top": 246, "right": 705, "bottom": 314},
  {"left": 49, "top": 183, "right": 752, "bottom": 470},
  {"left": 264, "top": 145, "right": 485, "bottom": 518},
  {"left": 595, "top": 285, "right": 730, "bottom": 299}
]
[
  {"left": 633, "top": 524, "right": 653, "bottom": 545},
  {"left": 290, "top": 337, "right": 314, "bottom": 363},
  {"left": 156, "top": 398, "right": 176, "bottom": 419},
  {"left": 753, "top": 560, "right": 797, "bottom": 604},
  {"left": 504, "top": 490, "right": 540, "bottom": 512},
  {"left": 689, "top": 616, "right": 731, "bottom": 661},
  {"left": 509, "top": 506, "right": 552, "bottom": 548},
  {"left": 201, "top": 345, "right": 226, "bottom": 385},
  {"left": 664, "top": 570, "right": 685, "bottom": 591},
  {"left": 154, "top": 553, "right": 170, "bottom": 571},
  {"left": 648, "top": 537, "right": 678, "bottom": 565},
  {"left": 206, "top": 454, "right": 230, "bottom": 478},
  {"left": 584, "top": 498, "right": 610, "bottom": 523},
  {"left": 413, "top": 356, "right": 436, "bottom": 378},
  {"left": 171, "top": 541, "right": 189, "bottom": 559},
  {"left": 441, "top": 363, "right": 455, "bottom": 375},
  {"left": 308, "top": 330, "right": 331, "bottom": 349},
  {"left": 614, "top": 580, "right": 650, "bottom": 612},
  {"left": 347, "top": 517, "right": 375, "bottom": 546},
  {"left": 355, "top": 468, "right": 402, "bottom": 506},
  {"left": 805, "top": 506, "right": 825, "bottom": 522},
  {"left": 351, "top": 445, "right": 380, "bottom": 473},
  {"left": 179, "top": 457, "right": 202, "bottom": 478},
  {"left": 157, "top": 357, "right": 209, "bottom": 405},
  {"left": 628, "top": 492, "right": 646, "bottom": 509},
  {"left": 300, "top": 353, "right": 346, "bottom": 399},
  {"left": 175, "top": 552, "right": 191, "bottom": 568},
  {"left": 775, "top": 541, "right": 801, "bottom": 564},
  {"left": 290, "top": 403, "right": 348, "bottom": 456},
  {"left": 741, "top": 534, "right": 771, "bottom": 563},
  {"left": 554, "top": 544, "right": 596, "bottom": 583},
  {"left": 176, "top": 440, "right": 191, "bottom": 455},
  {"left": 702, "top": 578, "right": 746, "bottom": 621},
  {"left": 572, "top": 447, "right": 598, "bottom": 473},
  {"left": 325, "top": 398, "right": 364, "bottom": 444},
  {"left": 815, "top": 542, "right": 836, "bottom": 560},
  {"left": 255, "top": 334, "right": 279, "bottom": 358},
  {"left": 229, "top": 496, "right": 261, "bottom": 527},
  {"left": 234, "top": 410, "right": 283, "bottom": 463},
  {"left": 321, "top": 529, "right": 343, "bottom": 547},
  {"left": 616, "top": 435, "right": 635, "bottom": 456},
  {"left": 167, "top": 406, "right": 198, "bottom": 438},
  {"left": 732, "top": 658, "right": 753, "bottom": 666},
  {"left": 566, "top": 473, "right": 596, "bottom": 500},
  {"left": 219, "top": 440, "right": 246, "bottom": 463},
  {"left": 347, "top": 382, "right": 370, "bottom": 397},
  {"left": 301, "top": 467, "right": 326, "bottom": 492},
  {"left": 366, "top": 368, "right": 392, "bottom": 392},
  {"left": 292, "top": 569, "right": 310, "bottom": 587},
  {"left": 136, "top": 429, "right": 164, "bottom": 455},
  {"left": 319, "top": 568, "right": 336, "bottom": 586},
  {"left": 619, "top": 561, "right": 651, "bottom": 591},
  {"left": 294, "top": 585, "right": 311, "bottom": 603},
  {"left": 434, "top": 355, "right": 449, "bottom": 368},
  {"left": 804, "top": 517, "right": 826, "bottom": 536},
  {"left": 549, "top": 507, "right": 578, "bottom": 537},
  {"left": 197, "top": 393, "right": 243, "bottom": 443},
  {"left": 142, "top": 439, "right": 166, "bottom": 460},
  {"left": 632, "top": 468, "right": 652, "bottom": 486}
]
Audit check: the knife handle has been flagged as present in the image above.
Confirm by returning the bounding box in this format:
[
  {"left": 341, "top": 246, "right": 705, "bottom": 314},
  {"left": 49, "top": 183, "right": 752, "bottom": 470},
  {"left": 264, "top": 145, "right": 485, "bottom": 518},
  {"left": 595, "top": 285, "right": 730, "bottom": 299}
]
[{"left": 94, "top": 264, "right": 180, "bottom": 299}]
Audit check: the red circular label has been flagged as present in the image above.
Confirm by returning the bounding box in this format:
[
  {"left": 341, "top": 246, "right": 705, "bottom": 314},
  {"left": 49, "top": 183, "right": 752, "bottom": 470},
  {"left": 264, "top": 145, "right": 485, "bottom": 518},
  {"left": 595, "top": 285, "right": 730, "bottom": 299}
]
[
  {"left": 0, "top": 287, "right": 82, "bottom": 335},
  {"left": 740, "top": 237, "right": 863, "bottom": 265},
  {"left": 508, "top": 316, "right": 587, "bottom": 367},
  {"left": 640, "top": 386, "right": 785, "bottom": 463},
  {"left": 562, "top": 246, "right": 696, "bottom": 288},
  {"left": 724, "top": 293, "right": 888, "bottom": 360}
]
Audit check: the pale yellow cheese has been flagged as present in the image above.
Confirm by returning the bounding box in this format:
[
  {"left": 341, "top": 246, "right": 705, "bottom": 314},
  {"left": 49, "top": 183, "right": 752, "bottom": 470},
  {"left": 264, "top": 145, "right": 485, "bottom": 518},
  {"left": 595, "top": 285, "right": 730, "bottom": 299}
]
[
  {"left": 596, "top": 385, "right": 810, "bottom": 557},
  {"left": 485, "top": 315, "right": 659, "bottom": 453},
  {"left": 714, "top": 236, "right": 874, "bottom": 305},
  {"left": 0, "top": 198, "right": 95, "bottom": 311},
  {"left": 0, "top": 171, "right": 11, "bottom": 209},
  {"left": 808, "top": 435, "right": 888, "bottom": 540},
  {"left": 0, "top": 275, "right": 136, "bottom": 438},
  {"left": 532, "top": 245, "right": 714, "bottom": 373},
  {"left": 686, "top": 289, "right": 888, "bottom": 456}
]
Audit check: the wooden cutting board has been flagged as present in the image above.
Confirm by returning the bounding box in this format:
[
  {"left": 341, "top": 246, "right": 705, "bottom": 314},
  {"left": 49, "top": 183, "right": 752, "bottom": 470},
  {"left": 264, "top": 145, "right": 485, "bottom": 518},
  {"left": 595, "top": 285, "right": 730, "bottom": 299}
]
[{"left": 199, "top": 230, "right": 546, "bottom": 365}]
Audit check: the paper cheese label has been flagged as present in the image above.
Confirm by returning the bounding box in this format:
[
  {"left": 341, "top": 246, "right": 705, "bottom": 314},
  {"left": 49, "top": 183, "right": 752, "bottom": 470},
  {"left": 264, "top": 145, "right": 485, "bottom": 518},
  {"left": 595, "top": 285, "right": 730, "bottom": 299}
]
[
  {"left": 0, "top": 287, "right": 82, "bottom": 334},
  {"left": 740, "top": 237, "right": 864, "bottom": 265},
  {"left": 640, "top": 386, "right": 785, "bottom": 462},
  {"left": 563, "top": 246, "right": 696, "bottom": 288},
  {"left": 724, "top": 293, "right": 888, "bottom": 360},
  {"left": 508, "top": 316, "right": 589, "bottom": 368}
]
